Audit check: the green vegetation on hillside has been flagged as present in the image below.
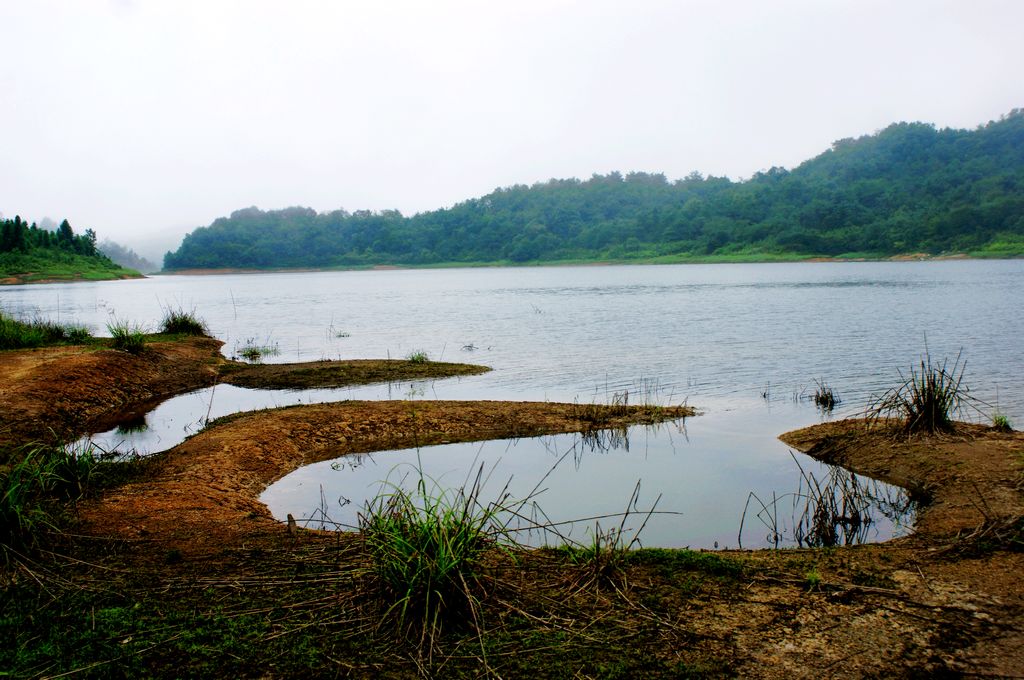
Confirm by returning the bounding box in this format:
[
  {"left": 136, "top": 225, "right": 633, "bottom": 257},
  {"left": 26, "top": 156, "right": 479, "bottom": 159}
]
[
  {"left": 1, "top": 216, "right": 141, "bottom": 283},
  {"left": 164, "top": 111, "right": 1024, "bottom": 270}
]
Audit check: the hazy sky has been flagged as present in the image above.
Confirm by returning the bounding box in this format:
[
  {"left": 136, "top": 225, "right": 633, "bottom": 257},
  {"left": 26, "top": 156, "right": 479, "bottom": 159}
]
[{"left": 2, "top": 0, "right": 1022, "bottom": 256}]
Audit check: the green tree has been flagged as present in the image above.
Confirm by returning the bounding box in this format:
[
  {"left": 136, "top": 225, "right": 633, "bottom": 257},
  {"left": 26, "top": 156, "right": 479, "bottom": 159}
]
[{"left": 57, "top": 219, "right": 74, "bottom": 249}]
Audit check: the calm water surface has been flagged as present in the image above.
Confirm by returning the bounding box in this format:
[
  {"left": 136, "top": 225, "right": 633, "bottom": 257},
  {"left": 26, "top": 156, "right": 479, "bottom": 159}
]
[{"left": 4, "top": 261, "right": 1022, "bottom": 548}]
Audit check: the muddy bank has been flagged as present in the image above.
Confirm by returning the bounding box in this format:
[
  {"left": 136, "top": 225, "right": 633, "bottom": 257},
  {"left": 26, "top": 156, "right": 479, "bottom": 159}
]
[
  {"left": 0, "top": 336, "right": 224, "bottom": 447},
  {"left": 77, "top": 400, "right": 694, "bottom": 555},
  {"left": 219, "top": 358, "right": 490, "bottom": 389},
  {"left": 767, "top": 419, "right": 1024, "bottom": 677},
  {"left": 65, "top": 413, "right": 1024, "bottom": 677},
  {"left": 0, "top": 338, "right": 493, "bottom": 449},
  {"left": 781, "top": 419, "right": 1024, "bottom": 541}
]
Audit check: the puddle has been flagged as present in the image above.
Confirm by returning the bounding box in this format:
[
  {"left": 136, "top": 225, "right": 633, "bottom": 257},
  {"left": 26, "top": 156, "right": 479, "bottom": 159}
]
[{"left": 260, "top": 423, "right": 915, "bottom": 550}]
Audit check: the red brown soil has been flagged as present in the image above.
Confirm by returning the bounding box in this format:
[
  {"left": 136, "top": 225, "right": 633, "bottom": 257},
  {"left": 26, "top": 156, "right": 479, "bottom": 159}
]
[
  {"left": 0, "top": 337, "right": 223, "bottom": 447},
  {"left": 75, "top": 400, "right": 691, "bottom": 556},
  {"left": 0, "top": 339, "right": 686, "bottom": 555}
]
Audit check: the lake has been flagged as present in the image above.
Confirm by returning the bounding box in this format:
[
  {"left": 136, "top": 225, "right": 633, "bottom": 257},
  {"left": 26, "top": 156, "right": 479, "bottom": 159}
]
[{"left": 4, "top": 260, "right": 1022, "bottom": 548}]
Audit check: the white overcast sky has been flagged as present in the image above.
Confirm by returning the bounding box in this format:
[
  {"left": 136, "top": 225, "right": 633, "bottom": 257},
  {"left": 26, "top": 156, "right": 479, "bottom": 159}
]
[{"left": 2, "top": 0, "right": 1022, "bottom": 255}]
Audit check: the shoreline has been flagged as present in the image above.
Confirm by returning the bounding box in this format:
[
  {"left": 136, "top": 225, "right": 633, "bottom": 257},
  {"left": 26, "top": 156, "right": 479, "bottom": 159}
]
[
  {"left": 0, "top": 270, "right": 146, "bottom": 285},
  {"left": 1, "top": 337, "right": 1022, "bottom": 676},
  {"left": 157, "top": 251, "right": 1020, "bottom": 277},
  {"left": 6, "top": 253, "right": 1019, "bottom": 283}
]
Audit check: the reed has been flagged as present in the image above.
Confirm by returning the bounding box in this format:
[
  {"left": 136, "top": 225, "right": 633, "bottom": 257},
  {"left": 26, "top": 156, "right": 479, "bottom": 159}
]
[
  {"left": 738, "top": 452, "right": 915, "bottom": 549},
  {"left": 813, "top": 380, "right": 840, "bottom": 412},
  {"left": 870, "top": 348, "right": 968, "bottom": 434}
]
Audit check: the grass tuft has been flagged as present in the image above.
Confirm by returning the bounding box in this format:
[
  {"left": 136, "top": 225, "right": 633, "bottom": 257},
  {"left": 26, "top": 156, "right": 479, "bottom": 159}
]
[
  {"left": 359, "top": 464, "right": 506, "bottom": 650},
  {"left": 992, "top": 413, "right": 1013, "bottom": 432},
  {"left": 159, "top": 305, "right": 208, "bottom": 336},
  {"left": 870, "top": 348, "right": 970, "bottom": 434},
  {"left": 235, "top": 338, "right": 280, "bottom": 363},
  {"left": 46, "top": 442, "right": 101, "bottom": 501},
  {"left": 1, "top": 442, "right": 145, "bottom": 564},
  {"left": 406, "top": 350, "right": 429, "bottom": 364},
  {"left": 558, "top": 480, "right": 660, "bottom": 592},
  {"left": 562, "top": 521, "right": 631, "bottom": 591},
  {"left": 107, "top": 319, "right": 147, "bottom": 354},
  {"left": 804, "top": 569, "right": 823, "bottom": 592}
]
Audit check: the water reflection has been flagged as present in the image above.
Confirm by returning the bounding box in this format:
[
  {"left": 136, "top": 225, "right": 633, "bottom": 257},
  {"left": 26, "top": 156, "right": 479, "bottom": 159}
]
[
  {"left": 261, "top": 423, "right": 912, "bottom": 550},
  {"left": 738, "top": 452, "right": 915, "bottom": 549},
  {"left": 114, "top": 413, "right": 149, "bottom": 435},
  {"left": 82, "top": 379, "right": 458, "bottom": 457}
]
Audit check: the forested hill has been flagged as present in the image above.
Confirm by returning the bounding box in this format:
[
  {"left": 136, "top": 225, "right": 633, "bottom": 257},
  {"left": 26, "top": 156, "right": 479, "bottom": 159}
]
[
  {"left": 163, "top": 110, "right": 1024, "bottom": 270},
  {"left": 1, "top": 217, "right": 141, "bottom": 284}
]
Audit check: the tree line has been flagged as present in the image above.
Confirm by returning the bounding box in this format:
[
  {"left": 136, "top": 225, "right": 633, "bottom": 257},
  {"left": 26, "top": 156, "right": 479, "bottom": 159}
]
[
  {"left": 1, "top": 217, "right": 100, "bottom": 257},
  {"left": 163, "top": 110, "right": 1024, "bottom": 270}
]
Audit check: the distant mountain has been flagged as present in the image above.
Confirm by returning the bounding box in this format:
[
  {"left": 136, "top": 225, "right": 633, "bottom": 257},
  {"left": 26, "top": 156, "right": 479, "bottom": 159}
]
[
  {"left": 164, "top": 110, "right": 1024, "bottom": 271},
  {"left": 98, "top": 239, "right": 158, "bottom": 273}
]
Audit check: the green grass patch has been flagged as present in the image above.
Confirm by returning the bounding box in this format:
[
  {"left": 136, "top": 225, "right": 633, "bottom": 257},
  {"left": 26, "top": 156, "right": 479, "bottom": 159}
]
[
  {"left": 158, "top": 305, "right": 209, "bottom": 336},
  {"left": 107, "top": 319, "right": 147, "bottom": 354},
  {"left": 0, "top": 249, "right": 141, "bottom": 283},
  {"left": 969, "top": 233, "right": 1024, "bottom": 258},
  {"left": 623, "top": 547, "right": 745, "bottom": 578},
  {"left": 359, "top": 464, "right": 510, "bottom": 648},
  {"left": 0, "top": 309, "right": 91, "bottom": 350},
  {"left": 0, "top": 442, "right": 145, "bottom": 564},
  {"left": 406, "top": 349, "right": 429, "bottom": 364},
  {"left": 0, "top": 544, "right": 739, "bottom": 679}
]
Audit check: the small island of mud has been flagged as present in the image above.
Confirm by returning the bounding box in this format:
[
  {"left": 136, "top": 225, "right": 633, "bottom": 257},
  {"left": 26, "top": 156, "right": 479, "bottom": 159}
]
[{"left": 219, "top": 357, "right": 490, "bottom": 389}]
